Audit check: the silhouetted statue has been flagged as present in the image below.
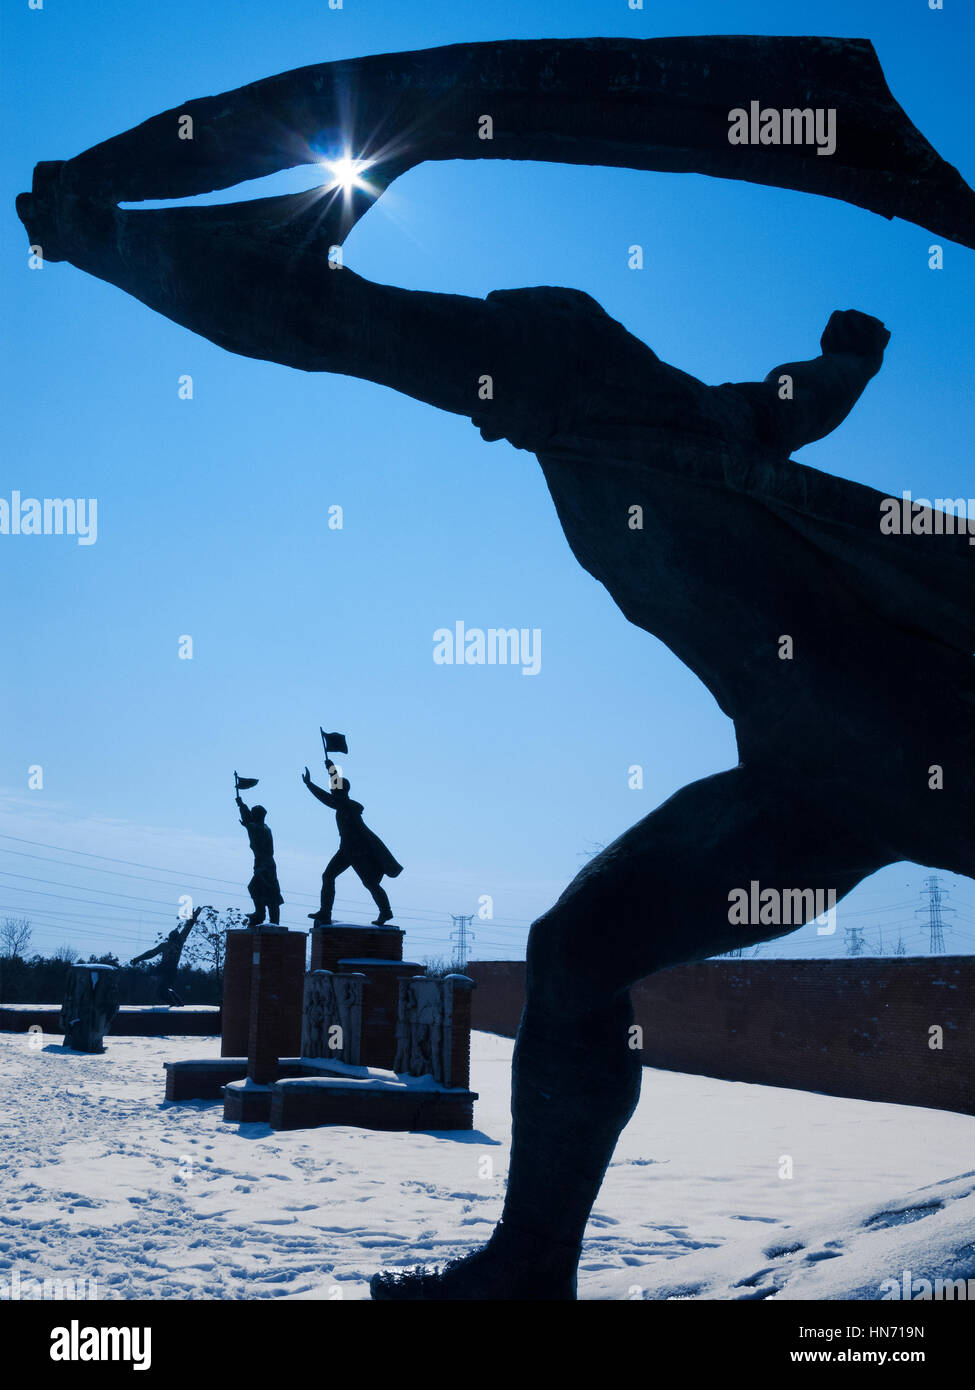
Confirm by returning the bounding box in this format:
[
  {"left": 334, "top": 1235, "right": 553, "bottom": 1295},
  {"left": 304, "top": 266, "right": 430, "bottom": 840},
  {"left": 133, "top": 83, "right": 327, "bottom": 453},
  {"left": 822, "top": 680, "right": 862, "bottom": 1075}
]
[
  {"left": 130, "top": 905, "right": 201, "bottom": 1004},
  {"left": 15, "top": 35, "right": 975, "bottom": 1300},
  {"left": 302, "top": 764, "right": 402, "bottom": 926},
  {"left": 237, "top": 796, "right": 283, "bottom": 927}
]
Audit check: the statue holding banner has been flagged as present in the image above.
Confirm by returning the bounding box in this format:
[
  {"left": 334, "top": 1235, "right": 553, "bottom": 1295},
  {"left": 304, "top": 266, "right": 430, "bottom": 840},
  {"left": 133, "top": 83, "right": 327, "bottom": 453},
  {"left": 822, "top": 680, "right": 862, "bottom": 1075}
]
[
  {"left": 302, "top": 732, "right": 403, "bottom": 926},
  {"left": 235, "top": 774, "right": 283, "bottom": 927}
]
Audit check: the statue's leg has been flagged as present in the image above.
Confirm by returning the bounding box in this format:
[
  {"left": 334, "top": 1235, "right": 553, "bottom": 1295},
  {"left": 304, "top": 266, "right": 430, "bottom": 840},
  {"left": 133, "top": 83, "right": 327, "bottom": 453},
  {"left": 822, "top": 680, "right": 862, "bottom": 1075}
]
[
  {"left": 318, "top": 852, "right": 350, "bottom": 922},
  {"left": 17, "top": 181, "right": 531, "bottom": 423},
  {"left": 363, "top": 879, "right": 393, "bottom": 926},
  {"left": 371, "top": 762, "right": 890, "bottom": 1300}
]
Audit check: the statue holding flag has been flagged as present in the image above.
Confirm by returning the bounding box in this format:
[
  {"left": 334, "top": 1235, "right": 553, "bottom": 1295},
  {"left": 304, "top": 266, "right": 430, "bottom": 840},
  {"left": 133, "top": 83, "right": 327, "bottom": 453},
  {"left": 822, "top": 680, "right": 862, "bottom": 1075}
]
[
  {"left": 303, "top": 731, "right": 403, "bottom": 927},
  {"left": 234, "top": 773, "right": 283, "bottom": 927}
]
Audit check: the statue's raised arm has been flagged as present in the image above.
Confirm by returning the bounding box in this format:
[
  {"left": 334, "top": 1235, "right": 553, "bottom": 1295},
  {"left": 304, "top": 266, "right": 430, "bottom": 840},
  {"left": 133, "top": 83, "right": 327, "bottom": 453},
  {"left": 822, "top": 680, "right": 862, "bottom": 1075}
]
[{"left": 18, "top": 36, "right": 975, "bottom": 250}]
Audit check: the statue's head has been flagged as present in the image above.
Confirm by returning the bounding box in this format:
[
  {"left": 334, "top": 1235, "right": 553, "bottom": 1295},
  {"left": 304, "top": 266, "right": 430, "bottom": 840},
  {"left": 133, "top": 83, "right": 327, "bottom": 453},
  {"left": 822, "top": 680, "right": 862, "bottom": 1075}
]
[
  {"left": 336, "top": 778, "right": 351, "bottom": 795},
  {"left": 252, "top": 805, "right": 267, "bottom": 821}
]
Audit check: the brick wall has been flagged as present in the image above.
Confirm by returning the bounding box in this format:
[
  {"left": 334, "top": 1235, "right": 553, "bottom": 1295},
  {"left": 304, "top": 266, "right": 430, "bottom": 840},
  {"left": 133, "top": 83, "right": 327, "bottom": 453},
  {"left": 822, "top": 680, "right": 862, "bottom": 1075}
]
[
  {"left": 466, "top": 957, "right": 975, "bottom": 1116},
  {"left": 0, "top": 1006, "right": 219, "bottom": 1036}
]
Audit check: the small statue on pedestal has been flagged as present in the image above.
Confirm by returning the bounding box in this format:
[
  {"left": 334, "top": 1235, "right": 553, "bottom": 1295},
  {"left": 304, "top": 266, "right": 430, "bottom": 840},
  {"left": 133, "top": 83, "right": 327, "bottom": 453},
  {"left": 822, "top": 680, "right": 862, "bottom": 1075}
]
[
  {"left": 302, "top": 730, "right": 403, "bottom": 927},
  {"left": 234, "top": 773, "right": 283, "bottom": 927}
]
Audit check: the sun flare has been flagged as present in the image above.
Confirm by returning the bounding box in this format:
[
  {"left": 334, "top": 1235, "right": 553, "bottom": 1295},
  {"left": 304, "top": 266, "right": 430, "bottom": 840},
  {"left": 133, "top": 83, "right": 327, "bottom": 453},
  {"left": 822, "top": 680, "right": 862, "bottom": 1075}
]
[{"left": 322, "top": 153, "right": 373, "bottom": 194}]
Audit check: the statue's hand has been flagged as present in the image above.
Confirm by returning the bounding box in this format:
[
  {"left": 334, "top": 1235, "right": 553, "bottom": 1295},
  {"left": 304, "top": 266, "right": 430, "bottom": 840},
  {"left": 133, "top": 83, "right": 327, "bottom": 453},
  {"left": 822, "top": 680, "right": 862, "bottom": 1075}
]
[{"left": 820, "top": 309, "right": 890, "bottom": 365}]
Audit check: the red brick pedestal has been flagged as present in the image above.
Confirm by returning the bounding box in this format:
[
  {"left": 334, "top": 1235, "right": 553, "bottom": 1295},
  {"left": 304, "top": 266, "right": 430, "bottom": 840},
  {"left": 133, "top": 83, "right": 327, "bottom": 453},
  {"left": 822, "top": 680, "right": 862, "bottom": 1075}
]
[
  {"left": 310, "top": 922, "right": 404, "bottom": 973},
  {"left": 221, "top": 928, "right": 304, "bottom": 1061},
  {"left": 246, "top": 929, "right": 306, "bottom": 1083},
  {"left": 444, "top": 975, "right": 475, "bottom": 1091}
]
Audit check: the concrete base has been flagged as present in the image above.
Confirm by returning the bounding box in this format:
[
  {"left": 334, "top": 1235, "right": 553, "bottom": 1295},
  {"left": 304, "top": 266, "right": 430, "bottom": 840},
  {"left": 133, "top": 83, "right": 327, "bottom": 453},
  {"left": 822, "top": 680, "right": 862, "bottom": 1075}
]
[
  {"left": 164, "top": 1056, "right": 305, "bottom": 1101},
  {"left": 222, "top": 1079, "right": 274, "bottom": 1123},
  {"left": 167, "top": 1054, "right": 476, "bottom": 1131},
  {"left": 270, "top": 1076, "right": 478, "bottom": 1132}
]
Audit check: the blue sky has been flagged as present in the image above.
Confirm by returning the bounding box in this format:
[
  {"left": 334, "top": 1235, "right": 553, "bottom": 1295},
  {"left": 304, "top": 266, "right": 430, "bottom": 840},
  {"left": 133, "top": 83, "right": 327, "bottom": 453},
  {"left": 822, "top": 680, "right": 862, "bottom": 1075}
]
[{"left": 2, "top": 0, "right": 974, "bottom": 966}]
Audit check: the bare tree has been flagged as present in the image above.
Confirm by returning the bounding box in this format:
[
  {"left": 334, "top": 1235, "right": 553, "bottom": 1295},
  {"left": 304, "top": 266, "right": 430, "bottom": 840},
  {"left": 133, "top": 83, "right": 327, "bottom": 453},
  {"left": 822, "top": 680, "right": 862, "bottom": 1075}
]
[
  {"left": 0, "top": 916, "right": 32, "bottom": 958},
  {"left": 183, "top": 906, "right": 246, "bottom": 984},
  {"left": 421, "top": 955, "right": 457, "bottom": 979},
  {"left": 52, "top": 944, "right": 80, "bottom": 964}
]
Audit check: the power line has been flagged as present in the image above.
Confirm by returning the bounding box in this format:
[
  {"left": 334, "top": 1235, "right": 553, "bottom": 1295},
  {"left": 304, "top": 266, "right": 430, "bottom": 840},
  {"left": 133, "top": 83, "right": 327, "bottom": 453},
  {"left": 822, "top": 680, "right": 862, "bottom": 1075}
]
[{"left": 0, "top": 833, "right": 535, "bottom": 929}]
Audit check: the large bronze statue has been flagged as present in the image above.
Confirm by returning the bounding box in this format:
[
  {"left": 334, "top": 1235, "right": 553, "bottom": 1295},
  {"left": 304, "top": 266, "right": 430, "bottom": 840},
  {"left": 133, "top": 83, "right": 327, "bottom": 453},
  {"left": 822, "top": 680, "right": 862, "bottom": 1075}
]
[
  {"left": 301, "top": 762, "right": 402, "bottom": 926},
  {"left": 16, "top": 36, "right": 975, "bottom": 1300}
]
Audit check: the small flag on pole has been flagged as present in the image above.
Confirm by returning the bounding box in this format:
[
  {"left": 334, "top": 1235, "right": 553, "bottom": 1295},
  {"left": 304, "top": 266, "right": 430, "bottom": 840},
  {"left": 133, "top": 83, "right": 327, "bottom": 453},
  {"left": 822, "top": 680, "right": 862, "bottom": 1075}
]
[
  {"left": 320, "top": 729, "right": 349, "bottom": 757},
  {"left": 234, "top": 772, "right": 259, "bottom": 791}
]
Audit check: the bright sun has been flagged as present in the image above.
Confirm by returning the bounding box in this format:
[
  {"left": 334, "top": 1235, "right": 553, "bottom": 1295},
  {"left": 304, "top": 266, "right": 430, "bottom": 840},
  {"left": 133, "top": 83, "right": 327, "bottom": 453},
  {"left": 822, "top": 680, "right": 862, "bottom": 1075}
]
[{"left": 323, "top": 154, "right": 372, "bottom": 193}]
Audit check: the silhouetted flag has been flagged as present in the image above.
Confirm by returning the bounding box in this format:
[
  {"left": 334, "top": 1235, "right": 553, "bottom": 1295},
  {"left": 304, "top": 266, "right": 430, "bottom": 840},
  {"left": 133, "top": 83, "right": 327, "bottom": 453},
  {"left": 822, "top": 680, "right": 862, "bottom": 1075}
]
[{"left": 320, "top": 729, "right": 349, "bottom": 756}]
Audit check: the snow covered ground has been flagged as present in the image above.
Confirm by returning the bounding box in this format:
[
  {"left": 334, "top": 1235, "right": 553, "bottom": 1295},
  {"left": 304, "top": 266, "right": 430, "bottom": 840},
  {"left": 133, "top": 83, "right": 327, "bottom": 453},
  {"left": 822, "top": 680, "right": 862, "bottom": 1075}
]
[{"left": 1, "top": 1029, "right": 972, "bottom": 1301}]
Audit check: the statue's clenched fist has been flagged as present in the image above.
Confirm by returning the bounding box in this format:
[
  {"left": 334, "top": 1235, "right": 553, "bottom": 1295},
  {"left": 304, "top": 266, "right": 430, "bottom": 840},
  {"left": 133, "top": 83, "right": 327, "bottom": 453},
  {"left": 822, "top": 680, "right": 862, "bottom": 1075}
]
[{"left": 820, "top": 308, "right": 891, "bottom": 367}]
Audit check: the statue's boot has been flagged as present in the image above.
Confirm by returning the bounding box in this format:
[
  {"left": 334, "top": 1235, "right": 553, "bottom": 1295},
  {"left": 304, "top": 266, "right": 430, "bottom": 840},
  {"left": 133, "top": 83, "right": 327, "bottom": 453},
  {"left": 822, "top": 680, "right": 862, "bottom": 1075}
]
[
  {"left": 370, "top": 1220, "right": 578, "bottom": 1301},
  {"left": 371, "top": 1005, "right": 641, "bottom": 1300}
]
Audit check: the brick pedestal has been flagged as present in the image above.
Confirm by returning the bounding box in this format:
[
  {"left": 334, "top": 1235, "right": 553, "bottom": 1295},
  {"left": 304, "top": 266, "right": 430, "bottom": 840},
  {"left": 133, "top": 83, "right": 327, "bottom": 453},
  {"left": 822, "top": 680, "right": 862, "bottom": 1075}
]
[
  {"left": 246, "top": 929, "right": 307, "bottom": 1083},
  {"left": 444, "top": 975, "right": 475, "bottom": 1090},
  {"left": 342, "top": 957, "right": 423, "bottom": 1069},
  {"left": 221, "top": 929, "right": 305, "bottom": 1065},
  {"left": 310, "top": 922, "right": 403, "bottom": 973},
  {"left": 222, "top": 931, "right": 252, "bottom": 1056}
]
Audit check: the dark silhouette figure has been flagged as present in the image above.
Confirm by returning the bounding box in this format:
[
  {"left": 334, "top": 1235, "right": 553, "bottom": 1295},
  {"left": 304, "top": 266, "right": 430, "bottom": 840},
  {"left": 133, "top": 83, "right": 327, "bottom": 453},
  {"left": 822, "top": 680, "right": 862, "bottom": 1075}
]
[
  {"left": 237, "top": 796, "right": 283, "bottom": 927},
  {"left": 13, "top": 36, "right": 975, "bottom": 1300},
  {"left": 302, "top": 764, "right": 403, "bottom": 926},
  {"left": 130, "top": 906, "right": 201, "bottom": 1005}
]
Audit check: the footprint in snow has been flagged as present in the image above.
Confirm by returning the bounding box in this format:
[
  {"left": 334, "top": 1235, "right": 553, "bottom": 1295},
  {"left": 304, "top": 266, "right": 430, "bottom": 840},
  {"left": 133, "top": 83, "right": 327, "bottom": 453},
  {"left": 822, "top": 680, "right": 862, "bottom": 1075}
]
[{"left": 865, "top": 1200, "right": 943, "bottom": 1230}]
